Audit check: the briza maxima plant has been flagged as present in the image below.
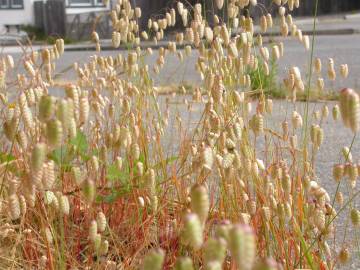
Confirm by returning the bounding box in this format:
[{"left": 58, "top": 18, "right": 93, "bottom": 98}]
[{"left": 0, "top": 0, "right": 359, "bottom": 269}]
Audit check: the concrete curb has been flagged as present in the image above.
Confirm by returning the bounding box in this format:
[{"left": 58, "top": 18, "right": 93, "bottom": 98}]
[{"left": 344, "top": 13, "right": 360, "bottom": 20}]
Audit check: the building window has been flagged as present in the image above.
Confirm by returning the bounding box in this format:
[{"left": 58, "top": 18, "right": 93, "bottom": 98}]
[
  {"left": 0, "top": 0, "right": 23, "bottom": 9},
  {"left": 67, "top": 0, "right": 106, "bottom": 7}
]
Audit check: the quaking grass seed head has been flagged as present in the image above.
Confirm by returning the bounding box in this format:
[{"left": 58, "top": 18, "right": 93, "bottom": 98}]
[
  {"left": 97, "top": 211, "right": 107, "bottom": 232},
  {"left": 46, "top": 120, "right": 63, "bottom": 147},
  {"left": 59, "top": 195, "right": 70, "bottom": 215},
  {"left": 31, "top": 143, "right": 46, "bottom": 173},
  {"left": 82, "top": 179, "right": 96, "bottom": 203},
  {"left": 351, "top": 208, "right": 360, "bottom": 226},
  {"left": 39, "top": 95, "right": 54, "bottom": 122},
  {"left": 339, "top": 88, "right": 360, "bottom": 133},
  {"left": 339, "top": 247, "right": 350, "bottom": 264},
  {"left": 181, "top": 213, "right": 203, "bottom": 250},
  {"left": 333, "top": 164, "right": 344, "bottom": 182},
  {"left": 174, "top": 257, "right": 194, "bottom": 270},
  {"left": 89, "top": 220, "right": 97, "bottom": 242},
  {"left": 8, "top": 193, "right": 20, "bottom": 220},
  {"left": 203, "top": 237, "right": 227, "bottom": 264},
  {"left": 229, "top": 225, "right": 256, "bottom": 270},
  {"left": 142, "top": 249, "right": 165, "bottom": 270}
]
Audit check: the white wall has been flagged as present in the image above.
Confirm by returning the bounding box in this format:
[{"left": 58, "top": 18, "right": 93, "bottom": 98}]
[
  {"left": 0, "top": 0, "right": 112, "bottom": 33},
  {"left": 65, "top": 0, "right": 111, "bottom": 15},
  {"left": 0, "top": 0, "right": 35, "bottom": 32}
]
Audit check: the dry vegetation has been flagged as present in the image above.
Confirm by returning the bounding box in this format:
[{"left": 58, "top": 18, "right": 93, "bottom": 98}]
[{"left": 0, "top": 0, "right": 359, "bottom": 269}]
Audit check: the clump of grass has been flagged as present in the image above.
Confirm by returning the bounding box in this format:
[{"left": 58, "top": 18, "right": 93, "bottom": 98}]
[
  {"left": 21, "top": 25, "right": 74, "bottom": 44},
  {"left": 0, "top": 0, "right": 359, "bottom": 269}
]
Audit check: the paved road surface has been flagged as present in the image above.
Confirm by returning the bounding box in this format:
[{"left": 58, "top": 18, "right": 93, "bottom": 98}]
[{"left": 3, "top": 35, "right": 360, "bottom": 92}]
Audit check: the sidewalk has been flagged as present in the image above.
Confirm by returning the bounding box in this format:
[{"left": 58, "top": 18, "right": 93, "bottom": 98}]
[{"left": 0, "top": 31, "right": 28, "bottom": 46}]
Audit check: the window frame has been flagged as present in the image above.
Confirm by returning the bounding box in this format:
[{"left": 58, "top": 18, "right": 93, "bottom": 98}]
[
  {"left": 67, "top": 0, "right": 106, "bottom": 8},
  {"left": 0, "top": 0, "right": 24, "bottom": 10}
]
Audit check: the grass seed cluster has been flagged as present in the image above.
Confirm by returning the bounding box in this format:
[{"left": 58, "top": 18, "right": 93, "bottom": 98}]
[{"left": 0, "top": 0, "right": 359, "bottom": 269}]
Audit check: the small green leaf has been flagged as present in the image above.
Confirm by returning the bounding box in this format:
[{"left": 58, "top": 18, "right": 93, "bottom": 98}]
[
  {"left": 0, "top": 152, "right": 15, "bottom": 163},
  {"left": 70, "top": 131, "right": 88, "bottom": 154},
  {"left": 107, "top": 164, "right": 123, "bottom": 181},
  {"left": 49, "top": 147, "right": 68, "bottom": 165}
]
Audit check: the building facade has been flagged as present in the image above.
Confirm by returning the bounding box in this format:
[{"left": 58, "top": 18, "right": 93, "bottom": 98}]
[{"left": 0, "top": 0, "right": 111, "bottom": 32}]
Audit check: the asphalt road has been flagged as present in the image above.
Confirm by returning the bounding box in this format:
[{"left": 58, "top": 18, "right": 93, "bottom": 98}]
[
  {"left": 4, "top": 34, "right": 359, "bottom": 90},
  {"left": 3, "top": 34, "right": 360, "bottom": 92}
]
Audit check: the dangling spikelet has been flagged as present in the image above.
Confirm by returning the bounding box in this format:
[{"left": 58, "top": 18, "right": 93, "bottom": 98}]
[
  {"left": 68, "top": 117, "right": 77, "bottom": 139},
  {"left": 42, "top": 160, "right": 55, "bottom": 189},
  {"left": 333, "top": 164, "right": 344, "bottom": 182},
  {"left": 19, "top": 195, "right": 27, "bottom": 215},
  {"left": 181, "top": 213, "right": 203, "bottom": 250},
  {"left": 112, "top": 31, "right": 121, "bottom": 48},
  {"left": 79, "top": 96, "right": 90, "bottom": 124},
  {"left": 59, "top": 194, "right": 70, "bottom": 215},
  {"left": 190, "top": 184, "right": 209, "bottom": 225},
  {"left": 97, "top": 211, "right": 107, "bottom": 232},
  {"left": 342, "top": 146, "right": 353, "bottom": 162},
  {"left": 251, "top": 114, "right": 264, "bottom": 136},
  {"left": 56, "top": 99, "right": 69, "bottom": 129},
  {"left": 332, "top": 105, "right": 340, "bottom": 120},
  {"left": 336, "top": 192, "right": 344, "bottom": 206},
  {"left": 44, "top": 191, "right": 55, "bottom": 205},
  {"left": 89, "top": 220, "right": 98, "bottom": 242},
  {"left": 93, "top": 233, "right": 102, "bottom": 252},
  {"left": 291, "top": 111, "right": 303, "bottom": 128},
  {"left": 44, "top": 227, "right": 53, "bottom": 245},
  {"left": 339, "top": 248, "right": 350, "bottom": 264},
  {"left": 82, "top": 179, "right": 96, "bottom": 203},
  {"left": 46, "top": 120, "right": 63, "bottom": 147},
  {"left": 6, "top": 55, "right": 14, "bottom": 69},
  {"left": 215, "top": 0, "right": 224, "bottom": 9},
  {"left": 39, "top": 95, "right": 54, "bottom": 122},
  {"left": 229, "top": 225, "right": 256, "bottom": 270},
  {"left": 100, "top": 239, "right": 109, "bottom": 255},
  {"left": 340, "top": 64, "right": 349, "bottom": 78},
  {"left": 92, "top": 31, "right": 99, "bottom": 43},
  {"left": 314, "top": 58, "right": 322, "bottom": 74},
  {"left": 351, "top": 208, "right": 360, "bottom": 226},
  {"left": 314, "top": 208, "right": 326, "bottom": 231},
  {"left": 266, "top": 13, "right": 273, "bottom": 28},
  {"left": 31, "top": 143, "right": 46, "bottom": 173},
  {"left": 174, "top": 257, "right": 194, "bottom": 270},
  {"left": 260, "top": 15, "right": 267, "bottom": 33},
  {"left": 71, "top": 166, "right": 83, "bottom": 186},
  {"left": 327, "top": 58, "right": 336, "bottom": 81},
  {"left": 339, "top": 88, "right": 360, "bottom": 133},
  {"left": 131, "top": 143, "right": 140, "bottom": 160},
  {"left": 24, "top": 61, "right": 36, "bottom": 77},
  {"left": 144, "top": 168, "right": 156, "bottom": 196},
  {"left": 16, "top": 130, "right": 28, "bottom": 150},
  {"left": 3, "top": 117, "right": 17, "bottom": 141},
  {"left": 8, "top": 193, "right": 20, "bottom": 220},
  {"left": 55, "top": 39, "right": 65, "bottom": 55},
  {"left": 302, "top": 35, "right": 309, "bottom": 50},
  {"left": 203, "top": 237, "right": 227, "bottom": 264},
  {"left": 142, "top": 249, "right": 165, "bottom": 270}
]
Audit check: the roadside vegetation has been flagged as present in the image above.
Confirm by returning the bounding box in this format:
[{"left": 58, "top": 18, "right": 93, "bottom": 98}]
[{"left": 0, "top": 0, "right": 359, "bottom": 269}]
